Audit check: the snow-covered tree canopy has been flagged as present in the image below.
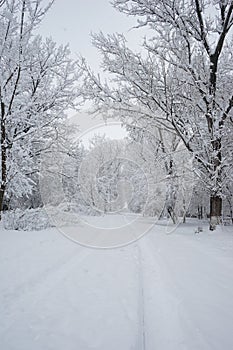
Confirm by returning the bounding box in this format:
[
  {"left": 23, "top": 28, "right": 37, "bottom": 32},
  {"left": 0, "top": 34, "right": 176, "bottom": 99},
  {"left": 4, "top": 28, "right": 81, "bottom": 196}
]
[
  {"left": 79, "top": 0, "right": 233, "bottom": 229},
  {"left": 0, "top": 0, "right": 81, "bottom": 217}
]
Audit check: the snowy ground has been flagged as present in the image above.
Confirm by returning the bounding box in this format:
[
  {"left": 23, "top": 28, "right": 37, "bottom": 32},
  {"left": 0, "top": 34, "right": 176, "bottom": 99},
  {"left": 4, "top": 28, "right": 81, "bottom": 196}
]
[{"left": 1, "top": 215, "right": 233, "bottom": 350}]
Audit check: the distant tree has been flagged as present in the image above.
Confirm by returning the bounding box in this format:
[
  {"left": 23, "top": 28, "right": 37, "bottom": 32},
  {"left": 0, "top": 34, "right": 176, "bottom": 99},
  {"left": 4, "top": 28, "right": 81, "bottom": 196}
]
[
  {"left": 125, "top": 123, "right": 193, "bottom": 221},
  {"left": 78, "top": 136, "right": 125, "bottom": 213}
]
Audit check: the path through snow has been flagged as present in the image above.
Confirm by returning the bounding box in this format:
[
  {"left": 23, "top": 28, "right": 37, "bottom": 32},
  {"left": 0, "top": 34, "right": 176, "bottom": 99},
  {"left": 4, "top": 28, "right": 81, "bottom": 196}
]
[{"left": 0, "top": 216, "right": 233, "bottom": 350}]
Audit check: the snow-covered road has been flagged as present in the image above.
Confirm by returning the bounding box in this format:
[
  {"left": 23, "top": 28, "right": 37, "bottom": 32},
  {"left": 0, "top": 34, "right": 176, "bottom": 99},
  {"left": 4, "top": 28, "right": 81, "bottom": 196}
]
[{"left": 1, "top": 217, "right": 233, "bottom": 350}]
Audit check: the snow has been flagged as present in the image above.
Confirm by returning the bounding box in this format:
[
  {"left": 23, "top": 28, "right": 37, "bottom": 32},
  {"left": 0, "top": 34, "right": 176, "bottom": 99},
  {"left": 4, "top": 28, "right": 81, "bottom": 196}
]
[
  {"left": 3, "top": 206, "right": 81, "bottom": 231},
  {"left": 0, "top": 215, "right": 233, "bottom": 350}
]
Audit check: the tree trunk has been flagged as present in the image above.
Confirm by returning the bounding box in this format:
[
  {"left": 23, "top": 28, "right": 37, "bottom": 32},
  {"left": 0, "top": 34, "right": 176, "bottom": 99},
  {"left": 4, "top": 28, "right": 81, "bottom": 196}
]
[
  {"left": 209, "top": 195, "right": 222, "bottom": 231},
  {"left": 208, "top": 132, "right": 222, "bottom": 230},
  {"left": 198, "top": 205, "right": 203, "bottom": 220},
  {"left": 0, "top": 186, "right": 6, "bottom": 221},
  {"left": 182, "top": 197, "right": 186, "bottom": 223},
  {"left": 165, "top": 159, "right": 178, "bottom": 224},
  {"left": 0, "top": 101, "right": 7, "bottom": 221}
]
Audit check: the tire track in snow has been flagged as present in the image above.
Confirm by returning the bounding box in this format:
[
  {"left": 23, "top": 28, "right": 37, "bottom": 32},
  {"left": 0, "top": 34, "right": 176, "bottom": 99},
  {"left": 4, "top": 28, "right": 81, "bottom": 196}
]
[
  {"left": 121, "top": 213, "right": 147, "bottom": 350},
  {"left": 136, "top": 243, "right": 146, "bottom": 350},
  {"left": 1, "top": 224, "right": 140, "bottom": 350},
  {"left": 138, "top": 230, "right": 216, "bottom": 350}
]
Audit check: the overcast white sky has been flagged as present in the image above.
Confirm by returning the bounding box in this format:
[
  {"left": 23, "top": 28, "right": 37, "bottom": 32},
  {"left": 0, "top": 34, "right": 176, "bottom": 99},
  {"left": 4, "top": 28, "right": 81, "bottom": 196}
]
[{"left": 39, "top": 0, "right": 142, "bottom": 70}]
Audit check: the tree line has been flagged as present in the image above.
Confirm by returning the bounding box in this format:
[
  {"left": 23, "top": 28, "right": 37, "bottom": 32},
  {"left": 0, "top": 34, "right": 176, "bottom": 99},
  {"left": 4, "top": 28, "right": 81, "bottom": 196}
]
[{"left": 0, "top": 0, "right": 233, "bottom": 230}]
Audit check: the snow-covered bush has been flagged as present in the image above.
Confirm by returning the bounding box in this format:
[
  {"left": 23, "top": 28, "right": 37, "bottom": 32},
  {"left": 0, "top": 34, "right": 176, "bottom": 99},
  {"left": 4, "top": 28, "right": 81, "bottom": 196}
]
[
  {"left": 2, "top": 204, "right": 84, "bottom": 231},
  {"left": 3, "top": 208, "right": 53, "bottom": 231}
]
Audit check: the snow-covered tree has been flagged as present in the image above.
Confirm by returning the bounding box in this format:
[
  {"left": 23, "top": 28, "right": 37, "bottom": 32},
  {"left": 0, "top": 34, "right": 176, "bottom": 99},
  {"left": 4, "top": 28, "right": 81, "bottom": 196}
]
[
  {"left": 78, "top": 136, "right": 125, "bottom": 213},
  {"left": 125, "top": 123, "right": 193, "bottom": 220},
  {"left": 79, "top": 0, "right": 233, "bottom": 230},
  {"left": 39, "top": 122, "right": 84, "bottom": 209},
  {"left": 0, "top": 0, "right": 80, "bottom": 218}
]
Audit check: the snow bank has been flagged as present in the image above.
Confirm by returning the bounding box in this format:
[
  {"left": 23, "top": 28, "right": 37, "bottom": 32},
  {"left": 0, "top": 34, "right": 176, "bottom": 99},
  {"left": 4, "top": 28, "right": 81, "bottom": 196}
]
[
  {"left": 3, "top": 208, "right": 52, "bottom": 231},
  {"left": 45, "top": 203, "right": 80, "bottom": 228},
  {"left": 3, "top": 204, "right": 81, "bottom": 231}
]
